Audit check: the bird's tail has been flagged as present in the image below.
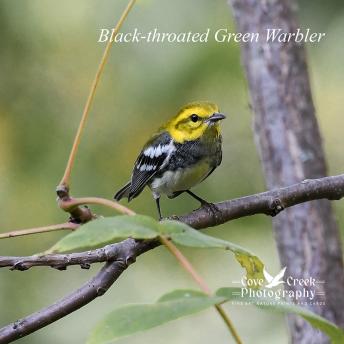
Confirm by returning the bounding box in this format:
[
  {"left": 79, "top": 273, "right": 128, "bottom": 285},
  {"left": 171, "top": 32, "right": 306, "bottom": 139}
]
[{"left": 114, "top": 181, "right": 131, "bottom": 201}]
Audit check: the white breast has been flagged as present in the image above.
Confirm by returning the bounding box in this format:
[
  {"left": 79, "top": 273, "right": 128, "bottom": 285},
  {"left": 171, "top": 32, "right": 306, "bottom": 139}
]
[{"left": 150, "top": 161, "right": 211, "bottom": 198}]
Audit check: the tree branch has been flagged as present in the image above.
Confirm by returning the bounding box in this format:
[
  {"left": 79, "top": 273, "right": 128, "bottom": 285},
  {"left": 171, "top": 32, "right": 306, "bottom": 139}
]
[
  {"left": 1, "top": 174, "right": 343, "bottom": 272},
  {"left": 1, "top": 174, "right": 343, "bottom": 342},
  {"left": 0, "top": 239, "right": 157, "bottom": 344},
  {"left": 177, "top": 174, "right": 344, "bottom": 228},
  {"left": 0, "top": 243, "right": 123, "bottom": 271}
]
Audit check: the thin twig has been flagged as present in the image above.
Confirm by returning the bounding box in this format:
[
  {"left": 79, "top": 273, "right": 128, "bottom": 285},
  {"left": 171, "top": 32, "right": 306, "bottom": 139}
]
[
  {"left": 159, "top": 236, "right": 243, "bottom": 344},
  {"left": 59, "top": 0, "right": 137, "bottom": 188},
  {"left": 159, "top": 236, "right": 211, "bottom": 294},
  {"left": 0, "top": 196, "right": 133, "bottom": 241},
  {"left": 0, "top": 222, "right": 78, "bottom": 240},
  {"left": 59, "top": 196, "right": 135, "bottom": 216}
]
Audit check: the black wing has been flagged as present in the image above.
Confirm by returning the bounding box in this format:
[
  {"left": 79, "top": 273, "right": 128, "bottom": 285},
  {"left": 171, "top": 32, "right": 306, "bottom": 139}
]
[{"left": 128, "top": 132, "right": 173, "bottom": 200}]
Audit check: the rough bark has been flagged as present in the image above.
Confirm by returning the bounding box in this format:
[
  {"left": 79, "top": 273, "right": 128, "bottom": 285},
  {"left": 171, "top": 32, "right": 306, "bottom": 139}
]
[{"left": 228, "top": 0, "right": 344, "bottom": 343}]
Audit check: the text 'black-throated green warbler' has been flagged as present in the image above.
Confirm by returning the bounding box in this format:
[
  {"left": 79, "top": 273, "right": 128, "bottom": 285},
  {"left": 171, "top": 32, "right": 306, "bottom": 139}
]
[{"left": 114, "top": 101, "right": 225, "bottom": 219}]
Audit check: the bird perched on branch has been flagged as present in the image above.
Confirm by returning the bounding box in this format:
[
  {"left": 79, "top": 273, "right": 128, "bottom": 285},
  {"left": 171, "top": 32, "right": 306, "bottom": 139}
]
[{"left": 114, "top": 101, "right": 225, "bottom": 219}]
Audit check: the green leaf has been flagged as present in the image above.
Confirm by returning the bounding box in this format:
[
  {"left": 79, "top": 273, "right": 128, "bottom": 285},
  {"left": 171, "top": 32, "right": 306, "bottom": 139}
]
[
  {"left": 157, "top": 289, "right": 210, "bottom": 302},
  {"left": 160, "top": 220, "right": 265, "bottom": 285},
  {"left": 48, "top": 215, "right": 159, "bottom": 253},
  {"left": 216, "top": 288, "right": 344, "bottom": 344},
  {"left": 160, "top": 220, "right": 244, "bottom": 250},
  {"left": 87, "top": 289, "right": 225, "bottom": 344},
  {"left": 235, "top": 254, "right": 265, "bottom": 289},
  {"left": 48, "top": 216, "right": 265, "bottom": 287}
]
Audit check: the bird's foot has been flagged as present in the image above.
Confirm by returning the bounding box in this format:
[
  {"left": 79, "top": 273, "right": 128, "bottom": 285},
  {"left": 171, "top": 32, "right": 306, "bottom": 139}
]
[
  {"left": 199, "top": 201, "right": 222, "bottom": 223},
  {"left": 166, "top": 214, "right": 179, "bottom": 221}
]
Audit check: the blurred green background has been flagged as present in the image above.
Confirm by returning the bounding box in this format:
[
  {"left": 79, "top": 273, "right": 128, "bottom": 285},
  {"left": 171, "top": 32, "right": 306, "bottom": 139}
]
[{"left": 0, "top": 0, "right": 343, "bottom": 343}]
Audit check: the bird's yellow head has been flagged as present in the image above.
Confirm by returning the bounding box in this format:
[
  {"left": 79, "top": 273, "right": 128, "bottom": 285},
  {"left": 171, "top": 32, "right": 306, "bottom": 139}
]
[{"left": 164, "top": 101, "right": 225, "bottom": 143}]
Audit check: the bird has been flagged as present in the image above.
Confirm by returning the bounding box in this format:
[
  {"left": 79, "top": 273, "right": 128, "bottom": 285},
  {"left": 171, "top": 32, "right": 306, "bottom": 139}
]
[{"left": 114, "top": 101, "right": 226, "bottom": 219}]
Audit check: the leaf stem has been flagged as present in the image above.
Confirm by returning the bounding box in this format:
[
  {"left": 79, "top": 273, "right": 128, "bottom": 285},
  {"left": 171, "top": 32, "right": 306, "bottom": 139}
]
[
  {"left": 0, "top": 222, "right": 79, "bottom": 240},
  {"left": 59, "top": 0, "right": 137, "bottom": 188},
  {"left": 159, "top": 236, "right": 243, "bottom": 344}
]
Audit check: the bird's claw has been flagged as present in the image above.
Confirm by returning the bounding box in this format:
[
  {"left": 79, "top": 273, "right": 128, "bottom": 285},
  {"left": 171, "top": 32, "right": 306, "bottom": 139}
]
[{"left": 199, "top": 202, "right": 221, "bottom": 222}]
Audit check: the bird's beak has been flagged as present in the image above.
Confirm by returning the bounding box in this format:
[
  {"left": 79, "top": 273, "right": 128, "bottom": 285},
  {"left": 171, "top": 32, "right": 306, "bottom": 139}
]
[{"left": 207, "top": 112, "right": 226, "bottom": 123}]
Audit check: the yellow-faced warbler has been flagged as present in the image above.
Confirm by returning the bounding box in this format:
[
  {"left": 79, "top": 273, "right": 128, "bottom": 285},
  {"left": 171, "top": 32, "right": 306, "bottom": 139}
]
[{"left": 114, "top": 101, "right": 225, "bottom": 219}]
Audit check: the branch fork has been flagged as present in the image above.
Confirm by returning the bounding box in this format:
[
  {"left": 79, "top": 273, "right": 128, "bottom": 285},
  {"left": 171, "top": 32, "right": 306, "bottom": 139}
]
[{"left": 56, "top": 185, "right": 94, "bottom": 224}]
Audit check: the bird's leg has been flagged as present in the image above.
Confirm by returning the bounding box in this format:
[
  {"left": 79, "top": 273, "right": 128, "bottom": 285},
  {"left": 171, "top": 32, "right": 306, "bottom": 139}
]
[
  {"left": 185, "top": 190, "right": 210, "bottom": 205},
  {"left": 155, "top": 197, "right": 163, "bottom": 221},
  {"left": 186, "top": 190, "right": 221, "bottom": 220}
]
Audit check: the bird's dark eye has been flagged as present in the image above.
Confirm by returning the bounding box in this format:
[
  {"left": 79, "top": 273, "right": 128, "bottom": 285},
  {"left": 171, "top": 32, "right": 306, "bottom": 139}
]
[{"left": 190, "top": 114, "right": 199, "bottom": 122}]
